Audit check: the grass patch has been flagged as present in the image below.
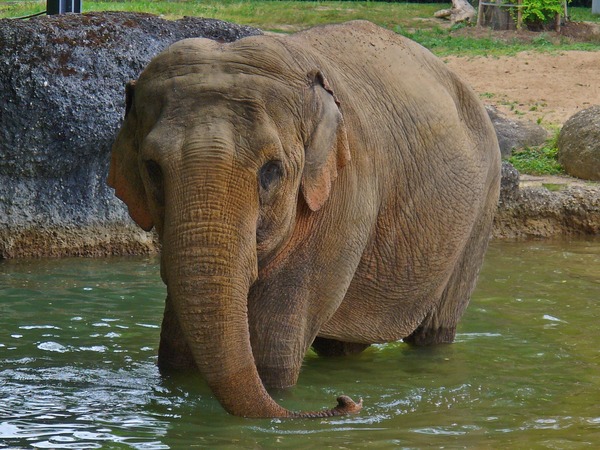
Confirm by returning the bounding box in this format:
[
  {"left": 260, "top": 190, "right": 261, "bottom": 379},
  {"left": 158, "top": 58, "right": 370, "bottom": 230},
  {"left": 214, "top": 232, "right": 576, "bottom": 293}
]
[
  {"left": 570, "top": 6, "right": 600, "bottom": 22},
  {"left": 1, "top": 2, "right": 599, "bottom": 56},
  {"left": 508, "top": 131, "right": 564, "bottom": 176},
  {"left": 1, "top": 1, "right": 444, "bottom": 32},
  {"left": 542, "top": 183, "right": 566, "bottom": 191}
]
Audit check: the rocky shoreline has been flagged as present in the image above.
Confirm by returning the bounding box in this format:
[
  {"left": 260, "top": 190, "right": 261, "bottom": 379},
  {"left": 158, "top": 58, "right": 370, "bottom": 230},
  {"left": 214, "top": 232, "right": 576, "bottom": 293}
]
[
  {"left": 4, "top": 164, "right": 598, "bottom": 259},
  {"left": 494, "top": 163, "right": 600, "bottom": 239},
  {"left": 1, "top": 13, "right": 598, "bottom": 259}
]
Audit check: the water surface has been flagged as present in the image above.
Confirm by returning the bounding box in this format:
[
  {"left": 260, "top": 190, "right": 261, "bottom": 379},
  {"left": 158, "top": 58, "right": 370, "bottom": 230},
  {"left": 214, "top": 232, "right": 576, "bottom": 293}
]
[{"left": 1, "top": 240, "right": 599, "bottom": 448}]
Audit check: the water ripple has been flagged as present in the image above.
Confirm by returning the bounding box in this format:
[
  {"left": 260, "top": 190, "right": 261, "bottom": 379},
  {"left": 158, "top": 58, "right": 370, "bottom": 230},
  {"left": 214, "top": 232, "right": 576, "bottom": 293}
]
[
  {"left": 0, "top": 364, "right": 171, "bottom": 449},
  {"left": 1, "top": 242, "right": 599, "bottom": 447}
]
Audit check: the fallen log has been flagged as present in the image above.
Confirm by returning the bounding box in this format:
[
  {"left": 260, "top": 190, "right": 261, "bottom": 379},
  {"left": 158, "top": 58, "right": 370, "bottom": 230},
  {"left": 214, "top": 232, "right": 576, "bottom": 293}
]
[{"left": 434, "top": 0, "right": 476, "bottom": 24}]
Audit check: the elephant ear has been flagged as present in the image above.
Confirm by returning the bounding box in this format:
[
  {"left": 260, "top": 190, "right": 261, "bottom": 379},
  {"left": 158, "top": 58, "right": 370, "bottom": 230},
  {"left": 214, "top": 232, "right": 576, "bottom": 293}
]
[
  {"left": 107, "top": 80, "right": 154, "bottom": 231},
  {"left": 301, "top": 71, "right": 351, "bottom": 212}
]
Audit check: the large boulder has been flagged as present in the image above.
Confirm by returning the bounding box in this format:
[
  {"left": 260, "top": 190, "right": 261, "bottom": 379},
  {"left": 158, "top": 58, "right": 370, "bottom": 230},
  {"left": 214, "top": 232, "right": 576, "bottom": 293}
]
[
  {"left": 0, "top": 12, "right": 261, "bottom": 258},
  {"left": 486, "top": 105, "right": 548, "bottom": 158},
  {"left": 557, "top": 105, "right": 600, "bottom": 181}
]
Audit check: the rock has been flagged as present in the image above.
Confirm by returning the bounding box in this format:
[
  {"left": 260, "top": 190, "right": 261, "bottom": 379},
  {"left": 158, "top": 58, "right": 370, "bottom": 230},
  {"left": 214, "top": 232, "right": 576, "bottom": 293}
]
[
  {"left": 499, "top": 161, "right": 520, "bottom": 205},
  {"left": 0, "top": 12, "right": 261, "bottom": 258},
  {"left": 486, "top": 105, "right": 548, "bottom": 158},
  {"left": 557, "top": 105, "right": 600, "bottom": 181},
  {"left": 495, "top": 164, "right": 600, "bottom": 239},
  {"left": 494, "top": 183, "right": 600, "bottom": 238},
  {"left": 496, "top": 157, "right": 600, "bottom": 239}
]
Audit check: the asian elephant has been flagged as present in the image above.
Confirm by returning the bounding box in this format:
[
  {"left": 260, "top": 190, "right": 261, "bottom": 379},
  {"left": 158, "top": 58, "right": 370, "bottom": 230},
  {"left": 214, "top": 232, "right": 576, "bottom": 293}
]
[{"left": 108, "top": 21, "right": 501, "bottom": 418}]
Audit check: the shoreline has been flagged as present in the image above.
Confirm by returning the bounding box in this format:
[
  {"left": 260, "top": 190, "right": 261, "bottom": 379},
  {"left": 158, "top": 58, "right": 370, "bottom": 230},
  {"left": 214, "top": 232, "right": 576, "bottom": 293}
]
[{"left": 493, "top": 166, "right": 600, "bottom": 240}]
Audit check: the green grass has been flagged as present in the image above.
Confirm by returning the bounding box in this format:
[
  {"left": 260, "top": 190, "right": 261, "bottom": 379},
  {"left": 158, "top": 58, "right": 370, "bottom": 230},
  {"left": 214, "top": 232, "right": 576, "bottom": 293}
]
[
  {"left": 1, "top": 1, "right": 443, "bottom": 32},
  {"left": 508, "top": 131, "right": 564, "bottom": 176},
  {"left": 541, "top": 183, "right": 566, "bottom": 191},
  {"left": 569, "top": 5, "right": 600, "bottom": 22},
  {"left": 2, "top": 2, "right": 599, "bottom": 56},
  {"left": 401, "top": 27, "right": 546, "bottom": 57}
]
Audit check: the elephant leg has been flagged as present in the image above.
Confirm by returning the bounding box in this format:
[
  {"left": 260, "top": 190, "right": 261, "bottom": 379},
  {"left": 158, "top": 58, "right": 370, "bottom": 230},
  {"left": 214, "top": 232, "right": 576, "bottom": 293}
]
[
  {"left": 311, "top": 337, "right": 370, "bottom": 357},
  {"left": 256, "top": 338, "right": 369, "bottom": 388},
  {"left": 405, "top": 202, "right": 496, "bottom": 346},
  {"left": 403, "top": 318, "right": 456, "bottom": 346},
  {"left": 158, "top": 295, "right": 197, "bottom": 373}
]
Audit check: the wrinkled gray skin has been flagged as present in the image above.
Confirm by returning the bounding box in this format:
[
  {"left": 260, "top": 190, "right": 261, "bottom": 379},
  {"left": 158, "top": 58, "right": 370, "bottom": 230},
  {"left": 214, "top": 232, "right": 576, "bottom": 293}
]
[{"left": 109, "top": 21, "right": 501, "bottom": 418}]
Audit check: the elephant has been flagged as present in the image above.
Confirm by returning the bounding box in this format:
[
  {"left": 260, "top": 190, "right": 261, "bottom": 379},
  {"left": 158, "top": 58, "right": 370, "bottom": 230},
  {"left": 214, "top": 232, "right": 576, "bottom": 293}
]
[{"left": 108, "top": 20, "right": 501, "bottom": 418}]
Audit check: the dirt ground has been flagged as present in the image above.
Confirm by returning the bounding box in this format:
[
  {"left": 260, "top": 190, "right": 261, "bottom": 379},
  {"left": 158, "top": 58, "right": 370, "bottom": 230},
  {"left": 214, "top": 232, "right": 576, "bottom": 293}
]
[
  {"left": 444, "top": 50, "right": 600, "bottom": 127},
  {"left": 441, "top": 20, "right": 600, "bottom": 127},
  {"left": 444, "top": 28, "right": 600, "bottom": 191}
]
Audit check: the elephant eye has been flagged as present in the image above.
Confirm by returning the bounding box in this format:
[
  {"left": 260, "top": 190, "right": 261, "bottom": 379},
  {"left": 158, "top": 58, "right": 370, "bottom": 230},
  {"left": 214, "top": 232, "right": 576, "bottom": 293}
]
[{"left": 259, "top": 161, "right": 283, "bottom": 191}]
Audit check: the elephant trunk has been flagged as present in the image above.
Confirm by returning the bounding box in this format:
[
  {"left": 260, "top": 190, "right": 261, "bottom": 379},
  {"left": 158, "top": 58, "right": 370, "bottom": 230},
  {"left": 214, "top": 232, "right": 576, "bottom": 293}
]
[
  {"left": 162, "top": 161, "right": 361, "bottom": 418},
  {"left": 162, "top": 179, "right": 287, "bottom": 417}
]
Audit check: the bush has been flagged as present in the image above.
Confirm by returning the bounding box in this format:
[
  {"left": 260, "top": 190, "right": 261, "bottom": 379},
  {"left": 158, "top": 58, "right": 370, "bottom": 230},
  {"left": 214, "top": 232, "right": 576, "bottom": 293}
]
[{"left": 519, "top": 0, "right": 569, "bottom": 29}]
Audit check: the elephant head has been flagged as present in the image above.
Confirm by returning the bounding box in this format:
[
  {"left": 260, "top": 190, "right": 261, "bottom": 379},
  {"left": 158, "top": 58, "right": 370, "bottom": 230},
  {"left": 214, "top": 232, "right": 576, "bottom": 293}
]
[{"left": 108, "top": 38, "right": 359, "bottom": 418}]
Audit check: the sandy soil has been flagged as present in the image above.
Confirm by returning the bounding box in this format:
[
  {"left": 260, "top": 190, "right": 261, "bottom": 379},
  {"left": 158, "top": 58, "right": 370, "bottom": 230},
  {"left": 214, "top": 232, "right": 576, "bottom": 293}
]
[{"left": 444, "top": 51, "right": 600, "bottom": 127}]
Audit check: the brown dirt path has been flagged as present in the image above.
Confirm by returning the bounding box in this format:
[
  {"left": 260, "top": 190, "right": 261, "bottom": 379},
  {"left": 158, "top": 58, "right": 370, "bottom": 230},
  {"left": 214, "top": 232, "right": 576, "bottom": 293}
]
[{"left": 444, "top": 50, "right": 600, "bottom": 127}]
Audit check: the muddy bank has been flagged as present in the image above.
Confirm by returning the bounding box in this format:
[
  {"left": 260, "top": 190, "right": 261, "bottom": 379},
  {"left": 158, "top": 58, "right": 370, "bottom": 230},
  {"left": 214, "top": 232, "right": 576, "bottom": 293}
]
[{"left": 445, "top": 48, "right": 600, "bottom": 239}]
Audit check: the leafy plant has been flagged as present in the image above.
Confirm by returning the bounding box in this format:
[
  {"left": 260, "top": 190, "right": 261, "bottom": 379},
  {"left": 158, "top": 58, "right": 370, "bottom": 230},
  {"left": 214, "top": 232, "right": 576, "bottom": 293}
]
[
  {"left": 508, "top": 130, "right": 564, "bottom": 175},
  {"left": 516, "top": 0, "right": 569, "bottom": 28}
]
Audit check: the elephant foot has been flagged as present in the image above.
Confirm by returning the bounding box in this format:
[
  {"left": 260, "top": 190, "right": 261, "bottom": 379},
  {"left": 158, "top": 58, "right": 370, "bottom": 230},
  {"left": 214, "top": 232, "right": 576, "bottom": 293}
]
[
  {"left": 311, "top": 336, "right": 370, "bottom": 357},
  {"left": 404, "top": 325, "right": 456, "bottom": 346},
  {"left": 158, "top": 321, "right": 196, "bottom": 374}
]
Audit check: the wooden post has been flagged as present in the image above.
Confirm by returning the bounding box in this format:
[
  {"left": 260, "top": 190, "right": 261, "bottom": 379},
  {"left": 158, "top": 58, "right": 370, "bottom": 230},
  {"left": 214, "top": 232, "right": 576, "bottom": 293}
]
[
  {"left": 517, "top": 0, "right": 523, "bottom": 29},
  {"left": 477, "top": 0, "right": 484, "bottom": 26}
]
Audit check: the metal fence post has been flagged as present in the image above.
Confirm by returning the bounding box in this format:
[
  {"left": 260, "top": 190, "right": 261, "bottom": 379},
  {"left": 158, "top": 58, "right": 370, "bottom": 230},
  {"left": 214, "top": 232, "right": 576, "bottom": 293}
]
[{"left": 47, "top": 0, "right": 82, "bottom": 15}]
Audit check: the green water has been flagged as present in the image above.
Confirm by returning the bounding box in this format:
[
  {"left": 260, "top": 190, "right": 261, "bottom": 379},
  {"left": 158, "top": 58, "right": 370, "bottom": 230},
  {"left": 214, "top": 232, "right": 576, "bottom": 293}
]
[{"left": 1, "top": 240, "right": 599, "bottom": 449}]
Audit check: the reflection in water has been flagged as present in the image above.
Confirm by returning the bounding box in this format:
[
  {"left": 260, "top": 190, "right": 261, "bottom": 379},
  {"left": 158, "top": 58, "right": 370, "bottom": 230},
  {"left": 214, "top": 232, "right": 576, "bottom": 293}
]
[{"left": 1, "top": 240, "right": 599, "bottom": 448}]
